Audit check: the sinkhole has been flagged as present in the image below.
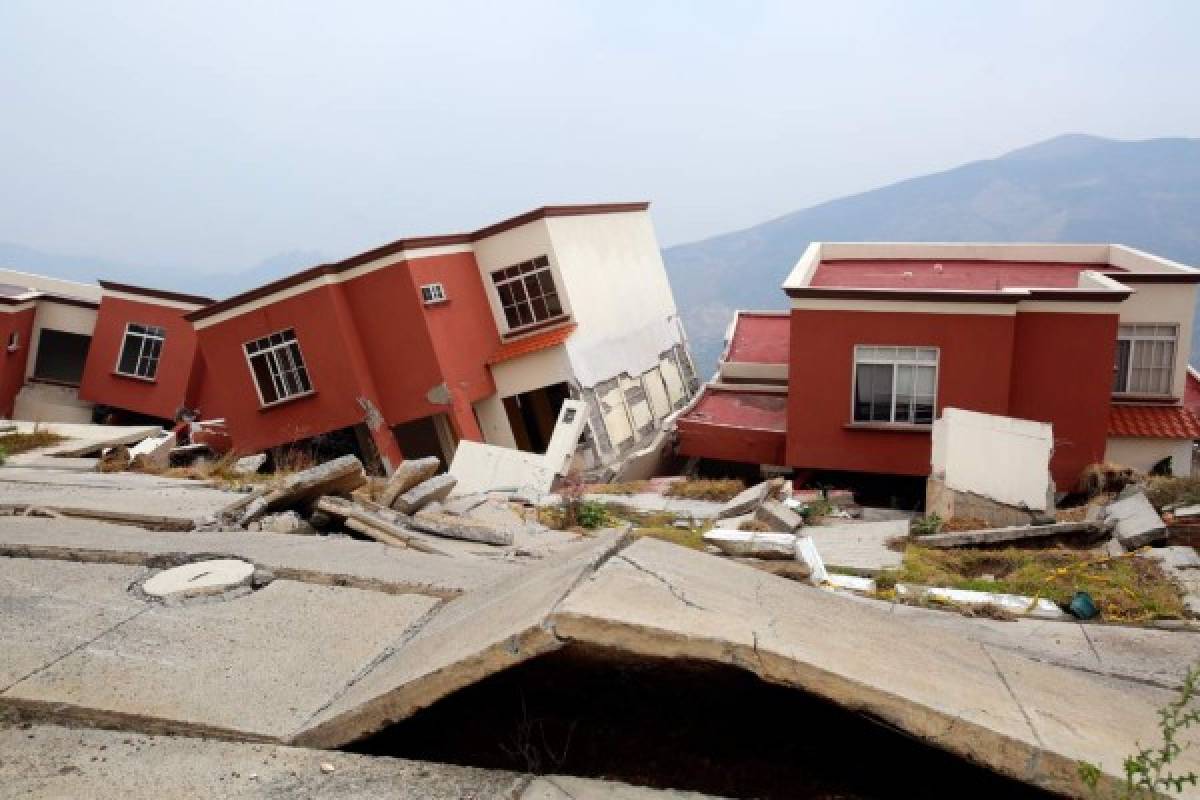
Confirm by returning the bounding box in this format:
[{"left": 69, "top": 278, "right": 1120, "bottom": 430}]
[{"left": 347, "top": 645, "right": 1064, "bottom": 799}]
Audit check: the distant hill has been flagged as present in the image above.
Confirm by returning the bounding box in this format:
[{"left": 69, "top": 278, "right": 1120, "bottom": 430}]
[{"left": 663, "top": 134, "right": 1200, "bottom": 375}]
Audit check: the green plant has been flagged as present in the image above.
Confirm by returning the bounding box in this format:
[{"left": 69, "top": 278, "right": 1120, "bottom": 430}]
[
  {"left": 909, "top": 513, "right": 943, "bottom": 537},
  {"left": 1080, "top": 662, "right": 1200, "bottom": 798},
  {"left": 798, "top": 496, "right": 834, "bottom": 521},
  {"left": 0, "top": 444, "right": 6, "bottom": 465},
  {"left": 577, "top": 499, "right": 608, "bottom": 530}
]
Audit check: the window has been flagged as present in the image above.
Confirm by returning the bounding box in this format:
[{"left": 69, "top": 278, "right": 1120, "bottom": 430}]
[
  {"left": 420, "top": 283, "right": 447, "bottom": 305},
  {"left": 1114, "top": 324, "right": 1176, "bottom": 395},
  {"left": 853, "top": 346, "right": 938, "bottom": 424},
  {"left": 490, "top": 255, "right": 564, "bottom": 331},
  {"left": 115, "top": 323, "right": 165, "bottom": 380},
  {"left": 244, "top": 329, "right": 313, "bottom": 406}
]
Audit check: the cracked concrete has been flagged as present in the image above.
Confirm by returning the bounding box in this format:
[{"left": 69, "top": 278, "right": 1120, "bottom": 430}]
[{"left": 1, "top": 523, "right": 1198, "bottom": 797}]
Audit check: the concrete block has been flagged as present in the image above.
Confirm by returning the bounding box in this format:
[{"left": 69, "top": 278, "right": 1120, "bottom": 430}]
[
  {"left": 232, "top": 453, "right": 267, "bottom": 475},
  {"left": 1104, "top": 491, "right": 1167, "bottom": 549},
  {"left": 896, "top": 584, "right": 1070, "bottom": 620},
  {"left": 715, "top": 478, "right": 779, "bottom": 520},
  {"left": 380, "top": 456, "right": 441, "bottom": 508},
  {"left": 393, "top": 474, "right": 458, "bottom": 514},
  {"left": 917, "top": 521, "right": 1099, "bottom": 549},
  {"left": 448, "top": 440, "right": 557, "bottom": 496},
  {"left": 702, "top": 529, "right": 797, "bottom": 560},
  {"left": 128, "top": 431, "right": 175, "bottom": 471},
  {"left": 264, "top": 455, "right": 366, "bottom": 512},
  {"left": 411, "top": 509, "right": 516, "bottom": 546},
  {"left": 754, "top": 499, "right": 804, "bottom": 532}
]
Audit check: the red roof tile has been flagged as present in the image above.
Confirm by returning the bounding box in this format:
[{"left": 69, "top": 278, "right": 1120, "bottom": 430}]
[
  {"left": 488, "top": 324, "right": 576, "bottom": 365},
  {"left": 1109, "top": 404, "right": 1200, "bottom": 439}
]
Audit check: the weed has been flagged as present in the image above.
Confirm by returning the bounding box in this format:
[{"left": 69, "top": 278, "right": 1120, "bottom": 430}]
[
  {"left": 798, "top": 496, "right": 833, "bottom": 522},
  {"left": 897, "top": 546, "right": 1184, "bottom": 622},
  {"left": 665, "top": 479, "right": 745, "bottom": 503},
  {"left": 1145, "top": 476, "right": 1200, "bottom": 510},
  {"left": 586, "top": 481, "right": 652, "bottom": 495},
  {"left": 577, "top": 500, "right": 609, "bottom": 530},
  {"left": 909, "top": 513, "right": 943, "bottom": 537},
  {"left": 0, "top": 430, "right": 67, "bottom": 455},
  {"left": 738, "top": 519, "right": 771, "bottom": 532},
  {"left": 1080, "top": 662, "right": 1199, "bottom": 798}
]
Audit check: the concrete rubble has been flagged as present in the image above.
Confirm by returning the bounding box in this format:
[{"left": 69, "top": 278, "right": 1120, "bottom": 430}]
[
  {"left": 916, "top": 520, "right": 1102, "bottom": 549},
  {"left": 392, "top": 473, "right": 458, "bottom": 515},
  {"left": 232, "top": 453, "right": 267, "bottom": 475},
  {"left": 715, "top": 477, "right": 782, "bottom": 520},
  {"left": 754, "top": 498, "right": 804, "bottom": 533},
  {"left": 379, "top": 455, "right": 441, "bottom": 509},
  {"left": 1104, "top": 490, "right": 1169, "bottom": 550}
]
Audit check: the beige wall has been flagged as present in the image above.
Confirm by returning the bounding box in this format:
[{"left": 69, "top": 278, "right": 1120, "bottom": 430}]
[
  {"left": 1105, "top": 437, "right": 1193, "bottom": 477},
  {"left": 488, "top": 345, "right": 573, "bottom": 399},
  {"left": 25, "top": 301, "right": 98, "bottom": 380},
  {"left": 1115, "top": 282, "right": 1197, "bottom": 398}
]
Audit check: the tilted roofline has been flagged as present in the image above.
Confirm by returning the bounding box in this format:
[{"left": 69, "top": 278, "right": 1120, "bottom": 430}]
[
  {"left": 187, "top": 202, "right": 650, "bottom": 324},
  {"left": 99, "top": 280, "right": 215, "bottom": 308}
]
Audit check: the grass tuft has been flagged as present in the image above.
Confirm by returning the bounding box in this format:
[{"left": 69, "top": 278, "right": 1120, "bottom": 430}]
[
  {"left": 664, "top": 479, "right": 745, "bottom": 503},
  {"left": 0, "top": 431, "right": 67, "bottom": 455}
]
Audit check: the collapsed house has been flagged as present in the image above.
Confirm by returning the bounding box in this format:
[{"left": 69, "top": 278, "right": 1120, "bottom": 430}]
[
  {"left": 679, "top": 243, "right": 1200, "bottom": 490},
  {"left": 0, "top": 203, "right": 698, "bottom": 476}
]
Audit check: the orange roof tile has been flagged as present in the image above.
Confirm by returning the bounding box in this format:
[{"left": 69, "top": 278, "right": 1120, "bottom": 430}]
[
  {"left": 1109, "top": 404, "right": 1200, "bottom": 439},
  {"left": 487, "top": 323, "right": 576, "bottom": 365}
]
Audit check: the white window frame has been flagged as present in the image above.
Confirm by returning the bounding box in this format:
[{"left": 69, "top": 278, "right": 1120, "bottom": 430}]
[
  {"left": 1114, "top": 323, "right": 1177, "bottom": 396},
  {"left": 490, "top": 254, "right": 565, "bottom": 333},
  {"left": 114, "top": 322, "right": 166, "bottom": 381},
  {"left": 420, "top": 283, "right": 447, "bottom": 305},
  {"left": 243, "top": 328, "right": 314, "bottom": 408},
  {"left": 851, "top": 345, "right": 939, "bottom": 425}
]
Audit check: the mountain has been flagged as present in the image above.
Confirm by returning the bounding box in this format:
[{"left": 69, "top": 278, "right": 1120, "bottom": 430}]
[
  {"left": 0, "top": 243, "right": 324, "bottom": 298},
  {"left": 663, "top": 134, "right": 1200, "bottom": 376}
]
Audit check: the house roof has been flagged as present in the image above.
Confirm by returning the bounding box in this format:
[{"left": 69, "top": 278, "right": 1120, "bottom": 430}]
[
  {"left": 811, "top": 259, "right": 1115, "bottom": 291},
  {"left": 188, "top": 203, "right": 650, "bottom": 323},
  {"left": 487, "top": 323, "right": 576, "bottom": 365},
  {"left": 1109, "top": 404, "right": 1200, "bottom": 439},
  {"left": 98, "top": 280, "right": 215, "bottom": 307},
  {"left": 725, "top": 312, "right": 790, "bottom": 365},
  {"left": 678, "top": 386, "right": 788, "bottom": 433}
]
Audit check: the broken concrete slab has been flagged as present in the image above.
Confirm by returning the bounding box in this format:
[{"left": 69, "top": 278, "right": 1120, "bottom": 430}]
[
  {"left": 411, "top": 509, "right": 516, "bottom": 546},
  {"left": 294, "top": 531, "right": 626, "bottom": 747},
  {"left": 442, "top": 493, "right": 488, "bottom": 516},
  {"left": 916, "top": 521, "right": 1100, "bottom": 549},
  {"left": 754, "top": 499, "right": 803, "bottom": 533},
  {"left": 1141, "top": 545, "right": 1200, "bottom": 571},
  {"left": 0, "top": 517, "right": 518, "bottom": 597},
  {"left": 551, "top": 537, "right": 1196, "bottom": 797},
  {"left": 802, "top": 520, "right": 906, "bottom": 576},
  {"left": 0, "top": 559, "right": 148, "bottom": 689},
  {"left": 0, "top": 723, "right": 717, "bottom": 800},
  {"left": 1104, "top": 491, "right": 1168, "bottom": 549},
  {"left": 714, "top": 478, "right": 779, "bottom": 520},
  {"left": 448, "top": 439, "right": 557, "bottom": 497},
  {"left": 232, "top": 453, "right": 267, "bottom": 475},
  {"left": 128, "top": 430, "right": 175, "bottom": 470},
  {"left": 315, "top": 496, "right": 417, "bottom": 548},
  {"left": 263, "top": 455, "right": 366, "bottom": 514},
  {"left": 930, "top": 407, "right": 1054, "bottom": 513},
  {"left": 142, "top": 559, "right": 256, "bottom": 600},
  {"left": 895, "top": 584, "right": 1071, "bottom": 620},
  {"left": 3, "top": 577, "right": 439, "bottom": 741},
  {"left": 701, "top": 529, "right": 796, "bottom": 560},
  {"left": 379, "top": 456, "right": 441, "bottom": 509},
  {"left": 392, "top": 473, "right": 457, "bottom": 515}
]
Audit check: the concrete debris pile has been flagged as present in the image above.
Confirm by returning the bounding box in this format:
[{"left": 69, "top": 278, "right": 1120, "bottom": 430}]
[
  {"left": 704, "top": 477, "right": 829, "bottom": 584},
  {"left": 198, "top": 454, "right": 540, "bottom": 552}
]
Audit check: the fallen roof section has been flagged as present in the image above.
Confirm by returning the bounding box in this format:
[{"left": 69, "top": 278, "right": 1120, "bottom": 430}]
[{"left": 675, "top": 386, "right": 787, "bottom": 466}]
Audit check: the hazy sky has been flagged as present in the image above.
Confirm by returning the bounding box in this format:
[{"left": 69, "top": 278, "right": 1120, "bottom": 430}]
[{"left": 2, "top": 0, "right": 1198, "bottom": 276}]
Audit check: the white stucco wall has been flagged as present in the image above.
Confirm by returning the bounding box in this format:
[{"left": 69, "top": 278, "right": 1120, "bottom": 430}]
[
  {"left": 471, "top": 219, "right": 573, "bottom": 339},
  {"left": 547, "top": 212, "right": 683, "bottom": 388},
  {"left": 931, "top": 407, "right": 1054, "bottom": 511},
  {"left": 1115, "top": 282, "right": 1197, "bottom": 398},
  {"left": 473, "top": 394, "right": 516, "bottom": 449},
  {"left": 488, "top": 345, "right": 573, "bottom": 399},
  {"left": 1105, "top": 437, "right": 1194, "bottom": 477}
]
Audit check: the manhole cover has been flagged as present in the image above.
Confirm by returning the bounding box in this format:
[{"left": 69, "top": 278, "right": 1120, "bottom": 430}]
[{"left": 142, "top": 559, "right": 255, "bottom": 600}]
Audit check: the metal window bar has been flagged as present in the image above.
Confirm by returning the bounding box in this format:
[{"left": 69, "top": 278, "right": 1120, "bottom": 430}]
[
  {"left": 117, "top": 324, "right": 166, "bottom": 379},
  {"left": 243, "top": 329, "right": 312, "bottom": 405},
  {"left": 1116, "top": 324, "right": 1176, "bottom": 395},
  {"left": 853, "top": 346, "right": 938, "bottom": 424}
]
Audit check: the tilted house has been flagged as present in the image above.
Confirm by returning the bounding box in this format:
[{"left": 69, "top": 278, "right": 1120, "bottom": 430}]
[
  {"left": 680, "top": 243, "right": 1200, "bottom": 487},
  {"left": 5, "top": 203, "right": 698, "bottom": 476}
]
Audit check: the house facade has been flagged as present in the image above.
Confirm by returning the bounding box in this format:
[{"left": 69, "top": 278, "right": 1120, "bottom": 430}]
[
  {"left": 3, "top": 203, "right": 697, "bottom": 476},
  {"left": 679, "top": 243, "right": 1200, "bottom": 488}
]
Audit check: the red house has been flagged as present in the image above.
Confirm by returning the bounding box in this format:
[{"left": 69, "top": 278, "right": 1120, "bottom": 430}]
[{"left": 679, "top": 243, "right": 1200, "bottom": 489}]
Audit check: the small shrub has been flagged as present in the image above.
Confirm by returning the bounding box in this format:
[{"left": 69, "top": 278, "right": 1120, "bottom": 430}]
[
  {"left": 798, "top": 496, "right": 833, "bottom": 521},
  {"left": 909, "top": 513, "right": 943, "bottom": 537},
  {"left": 577, "top": 500, "right": 608, "bottom": 529},
  {"left": 1080, "top": 661, "right": 1199, "bottom": 798}
]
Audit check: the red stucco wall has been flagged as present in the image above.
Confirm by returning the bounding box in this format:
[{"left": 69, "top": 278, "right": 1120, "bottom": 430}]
[
  {"left": 0, "top": 309, "right": 35, "bottom": 418},
  {"left": 786, "top": 308, "right": 1016, "bottom": 477},
  {"left": 192, "top": 286, "right": 373, "bottom": 454},
  {"left": 78, "top": 296, "right": 201, "bottom": 421},
  {"left": 1008, "top": 311, "right": 1118, "bottom": 488}
]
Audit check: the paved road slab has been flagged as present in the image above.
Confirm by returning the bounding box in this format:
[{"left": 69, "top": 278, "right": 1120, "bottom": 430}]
[
  {"left": 0, "top": 558, "right": 147, "bottom": 690},
  {"left": 295, "top": 531, "right": 625, "bottom": 747},
  {"left": 552, "top": 537, "right": 1198, "bottom": 798},
  {"left": 0, "top": 465, "right": 238, "bottom": 522},
  {"left": 0, "top": 517, "right": 517, "bottom": 596},
  {"left": 804, "top": 519, "right": 906, "bottom": 574},
  {"left": 4, "top": 577, "right": 438, "bottom": 740},
  {"left": 0, "top": 723, "right": 718, "bottom": 799}
]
